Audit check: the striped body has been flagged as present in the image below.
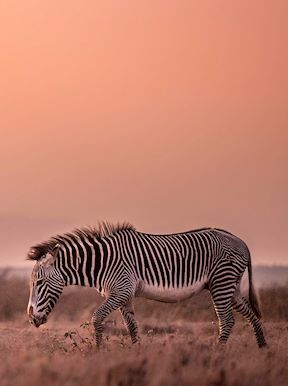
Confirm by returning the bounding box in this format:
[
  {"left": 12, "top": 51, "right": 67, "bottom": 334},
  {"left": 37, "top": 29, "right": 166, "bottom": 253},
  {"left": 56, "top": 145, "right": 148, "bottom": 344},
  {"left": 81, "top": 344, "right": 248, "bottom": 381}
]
[{"left": 27, "top": 223, "right": 266, "bottom": 348}]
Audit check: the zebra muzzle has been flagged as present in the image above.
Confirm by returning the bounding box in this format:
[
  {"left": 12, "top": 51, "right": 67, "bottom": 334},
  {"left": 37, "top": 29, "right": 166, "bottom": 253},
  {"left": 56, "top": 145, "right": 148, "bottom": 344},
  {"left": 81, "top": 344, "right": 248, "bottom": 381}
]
[{"left": 28, "top": 306, "right": 47, "bottom": 327}]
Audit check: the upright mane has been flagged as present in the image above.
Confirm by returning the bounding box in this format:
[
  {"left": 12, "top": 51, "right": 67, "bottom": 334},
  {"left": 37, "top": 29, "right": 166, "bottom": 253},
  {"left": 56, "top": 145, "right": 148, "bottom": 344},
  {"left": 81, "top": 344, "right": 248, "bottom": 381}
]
[{"left": 27, "top": 221, "right": 135, "bottom": 261}]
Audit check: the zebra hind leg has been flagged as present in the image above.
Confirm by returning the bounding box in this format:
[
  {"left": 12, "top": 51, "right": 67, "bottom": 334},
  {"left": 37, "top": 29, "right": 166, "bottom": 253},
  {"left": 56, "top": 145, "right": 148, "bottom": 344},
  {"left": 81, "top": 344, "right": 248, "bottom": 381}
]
[
  {"left": 119, "top": 300, "right": 140, "bottom": 344},
  {"left": 213, "top": 302, "right": 235, "bottom": 344},
  {"left": 210, "top": 284, "right": 237, "bottom": 344},
  {"left": 232, "top": 295, "right": 267, "bottom": 348},
  {"left": 92, "top": 293, "right": 130, "bottom": 348}
]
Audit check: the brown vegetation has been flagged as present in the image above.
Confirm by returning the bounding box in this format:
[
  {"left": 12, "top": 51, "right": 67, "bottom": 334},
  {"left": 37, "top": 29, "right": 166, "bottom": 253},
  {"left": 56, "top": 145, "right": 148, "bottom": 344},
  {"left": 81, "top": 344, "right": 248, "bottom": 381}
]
[
  {"left": 0, "top": 270, "right": 287, "bottom": 386},
  {"left": 1, "top": 269, "right": 287, "bottom": 323}
]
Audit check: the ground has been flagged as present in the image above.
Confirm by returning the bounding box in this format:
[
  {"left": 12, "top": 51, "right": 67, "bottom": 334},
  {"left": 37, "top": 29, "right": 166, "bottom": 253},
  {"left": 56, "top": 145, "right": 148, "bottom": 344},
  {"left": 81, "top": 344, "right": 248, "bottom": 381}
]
[
  {"left": 0, "top": 274, "right": 287, "bottom": 386},
  {"left": 0, "top": 320, "right": 287, "bottom": 386}
]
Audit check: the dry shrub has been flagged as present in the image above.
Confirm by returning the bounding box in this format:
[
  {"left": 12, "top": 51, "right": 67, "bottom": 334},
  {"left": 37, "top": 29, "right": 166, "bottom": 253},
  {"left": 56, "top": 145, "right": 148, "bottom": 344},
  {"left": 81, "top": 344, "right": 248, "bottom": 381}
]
[
  {"left": 0, "top": 269, "right": 29, "bottom": 320},
  {"left": 0, "top": 270, "right": 287, "bottom": 323},
  {"left": 260, "top": 285, "right": 288, "bottom": 320}
]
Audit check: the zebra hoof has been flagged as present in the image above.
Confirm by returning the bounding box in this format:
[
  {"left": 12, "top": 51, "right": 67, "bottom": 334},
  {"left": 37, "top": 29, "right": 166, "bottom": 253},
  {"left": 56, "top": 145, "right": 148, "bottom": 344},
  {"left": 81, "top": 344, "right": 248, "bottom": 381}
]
[{"left": 258, "top": 341, "right": 268, "bottom": 349}]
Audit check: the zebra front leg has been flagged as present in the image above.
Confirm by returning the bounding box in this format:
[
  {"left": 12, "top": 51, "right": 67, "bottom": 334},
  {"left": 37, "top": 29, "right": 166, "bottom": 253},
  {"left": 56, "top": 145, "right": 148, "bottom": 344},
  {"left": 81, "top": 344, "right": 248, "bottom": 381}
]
[
  {"left": 119, "top": 300, "right": 139, "bottom": 344},
  {"left": 92, "top": 294, "right": 129, "bottom": 348},
  {"left": 233, "top": 296, "right": 267, "bottom": 348}
]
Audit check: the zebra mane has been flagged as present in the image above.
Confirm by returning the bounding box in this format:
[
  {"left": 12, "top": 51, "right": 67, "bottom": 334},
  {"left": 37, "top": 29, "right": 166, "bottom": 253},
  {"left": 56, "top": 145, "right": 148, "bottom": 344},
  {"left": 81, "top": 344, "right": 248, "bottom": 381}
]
[
  {"left": 73, "top": 221, "right": 135, "bottom": 239},
  {"left": 27, "top": 221, "right": 135, "bottom": 261}
]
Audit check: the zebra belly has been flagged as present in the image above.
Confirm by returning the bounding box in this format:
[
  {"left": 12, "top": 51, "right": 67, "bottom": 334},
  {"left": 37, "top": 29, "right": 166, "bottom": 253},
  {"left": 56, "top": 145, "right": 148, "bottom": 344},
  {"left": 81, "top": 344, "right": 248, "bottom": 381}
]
[{"left": 136, "top": 279, "right": 207, "bottom": 303}]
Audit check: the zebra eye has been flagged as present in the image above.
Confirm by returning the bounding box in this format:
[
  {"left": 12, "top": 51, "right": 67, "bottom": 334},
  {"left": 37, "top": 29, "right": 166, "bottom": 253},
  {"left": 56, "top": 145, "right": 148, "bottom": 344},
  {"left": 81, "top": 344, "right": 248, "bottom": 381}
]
[{"left": 37, "top": 279, "right": 44, "bottom": 285}]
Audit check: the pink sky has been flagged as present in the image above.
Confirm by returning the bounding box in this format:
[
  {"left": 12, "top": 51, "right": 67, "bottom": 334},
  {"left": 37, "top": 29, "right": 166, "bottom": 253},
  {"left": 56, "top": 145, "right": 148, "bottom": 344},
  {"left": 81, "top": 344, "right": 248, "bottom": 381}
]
[{"left": 0, "top": 1, "right": 287, "bottom": 266}]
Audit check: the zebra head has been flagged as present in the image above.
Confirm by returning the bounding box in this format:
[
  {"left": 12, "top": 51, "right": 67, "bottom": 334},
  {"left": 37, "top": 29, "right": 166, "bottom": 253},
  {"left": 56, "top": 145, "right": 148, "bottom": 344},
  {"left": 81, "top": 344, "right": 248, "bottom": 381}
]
[{"left": 27, "top": 248, "right": 65, "bottom": 327}]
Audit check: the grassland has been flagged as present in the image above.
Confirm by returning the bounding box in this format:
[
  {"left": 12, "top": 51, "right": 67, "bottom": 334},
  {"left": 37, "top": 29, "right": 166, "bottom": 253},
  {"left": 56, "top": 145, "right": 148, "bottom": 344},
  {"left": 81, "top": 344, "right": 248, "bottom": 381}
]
[{"left": 0, "top": 270, "right": 287, "bottom": 386}]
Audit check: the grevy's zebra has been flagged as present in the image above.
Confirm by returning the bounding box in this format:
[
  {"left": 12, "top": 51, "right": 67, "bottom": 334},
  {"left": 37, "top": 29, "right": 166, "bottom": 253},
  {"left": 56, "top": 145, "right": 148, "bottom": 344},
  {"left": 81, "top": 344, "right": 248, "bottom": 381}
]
[{"left": 27, "top": 223, "right": 266, "bottom": 348}]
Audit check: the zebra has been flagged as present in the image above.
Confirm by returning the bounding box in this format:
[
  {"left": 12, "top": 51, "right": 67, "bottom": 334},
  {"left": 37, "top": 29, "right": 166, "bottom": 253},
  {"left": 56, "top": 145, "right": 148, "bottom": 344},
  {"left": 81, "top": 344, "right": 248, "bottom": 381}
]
[{"left": 27, "top": 222, "right": 266, "bottom": 348}]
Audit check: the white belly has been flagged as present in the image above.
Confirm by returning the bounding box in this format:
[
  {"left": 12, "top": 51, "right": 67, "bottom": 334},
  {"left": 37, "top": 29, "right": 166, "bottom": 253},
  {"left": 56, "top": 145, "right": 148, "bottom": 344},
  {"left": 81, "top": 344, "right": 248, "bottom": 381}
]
[{"left": 136, "top": 279, "right": 207, "bottom": 303}]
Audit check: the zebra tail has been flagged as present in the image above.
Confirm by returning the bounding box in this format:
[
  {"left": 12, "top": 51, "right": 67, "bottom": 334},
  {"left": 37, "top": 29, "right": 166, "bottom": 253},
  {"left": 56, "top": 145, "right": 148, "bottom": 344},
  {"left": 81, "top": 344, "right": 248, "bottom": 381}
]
[{"left": 247, "top": 249, "right": 262, "bottom": 319}]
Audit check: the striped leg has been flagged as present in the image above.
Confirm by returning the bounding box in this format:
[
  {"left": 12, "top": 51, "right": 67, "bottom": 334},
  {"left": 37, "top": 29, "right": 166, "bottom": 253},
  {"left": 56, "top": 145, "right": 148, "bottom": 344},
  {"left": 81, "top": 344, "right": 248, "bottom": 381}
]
[
  {"left": 213, "top": 302, "right": 235, "bottom": 344},
  {"left": 119, "top": 300, "right": 139, "bottom": 344},
  {"left": 210, "top": 280, "right": 237, "bottom": 344},
  {"left": 92, "top": 293, "right": 130, "bottom": 347},
  {"left": 233, "top": 296, "right": 267, "bottom": 348}
]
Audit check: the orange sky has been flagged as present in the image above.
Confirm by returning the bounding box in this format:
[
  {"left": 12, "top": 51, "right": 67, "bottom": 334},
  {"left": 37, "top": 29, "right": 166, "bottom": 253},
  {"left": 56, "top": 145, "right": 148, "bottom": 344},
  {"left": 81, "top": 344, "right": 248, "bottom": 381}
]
[{"left": 0, "top": 1, "right": 287, "bottom": 266}]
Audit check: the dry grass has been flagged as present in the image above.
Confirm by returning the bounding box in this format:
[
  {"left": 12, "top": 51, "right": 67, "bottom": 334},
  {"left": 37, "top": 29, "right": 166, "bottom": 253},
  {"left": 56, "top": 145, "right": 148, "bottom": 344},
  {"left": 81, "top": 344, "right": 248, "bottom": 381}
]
[
  {"left": 0, "top": 321, "right": 287, "bottom": 386},
  {"left": 0, "top": 270, "right": 287, "bottom": 386}
]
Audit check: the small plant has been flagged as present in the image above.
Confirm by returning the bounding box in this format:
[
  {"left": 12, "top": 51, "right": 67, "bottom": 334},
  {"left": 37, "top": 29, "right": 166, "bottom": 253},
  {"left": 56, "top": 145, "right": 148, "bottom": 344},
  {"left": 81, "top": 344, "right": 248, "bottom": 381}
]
[
  {"left": 63, "top": 326, "right": 93, "bottom": 351},
  {"left": 80, "top": 321, "right": 91, "bottom": 329}
]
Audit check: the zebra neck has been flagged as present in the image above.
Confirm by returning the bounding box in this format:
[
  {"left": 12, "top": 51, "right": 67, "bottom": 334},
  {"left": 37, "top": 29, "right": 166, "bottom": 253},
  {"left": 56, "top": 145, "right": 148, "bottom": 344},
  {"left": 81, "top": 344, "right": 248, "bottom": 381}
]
[{"left": 58, "top": 246, "right": 105, "bottom": 289}]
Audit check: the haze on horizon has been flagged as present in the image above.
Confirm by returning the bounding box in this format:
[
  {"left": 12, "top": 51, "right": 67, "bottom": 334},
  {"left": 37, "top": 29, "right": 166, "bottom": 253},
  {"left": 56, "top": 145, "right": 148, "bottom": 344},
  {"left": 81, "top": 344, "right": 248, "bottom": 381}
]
[{"left": 0, "top": 1, "right": 287, "bottom": 267}]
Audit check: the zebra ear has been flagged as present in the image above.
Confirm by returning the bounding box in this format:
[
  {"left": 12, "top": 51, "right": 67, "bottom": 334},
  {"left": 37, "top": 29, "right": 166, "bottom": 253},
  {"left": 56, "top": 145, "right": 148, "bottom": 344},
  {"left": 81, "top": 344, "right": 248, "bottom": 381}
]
[
  {"left": 40, "top": 253, "right": 55, "bottom": 268},
  {"left": 40, "top": 245, "right": 60, "bottom": 268}
]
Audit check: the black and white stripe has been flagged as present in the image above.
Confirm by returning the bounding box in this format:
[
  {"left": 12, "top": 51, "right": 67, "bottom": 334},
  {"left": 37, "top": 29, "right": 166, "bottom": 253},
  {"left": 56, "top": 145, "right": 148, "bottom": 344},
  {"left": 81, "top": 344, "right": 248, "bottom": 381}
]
[{"left": 27, "top": 223, "right": 266, "bottom": 348}]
